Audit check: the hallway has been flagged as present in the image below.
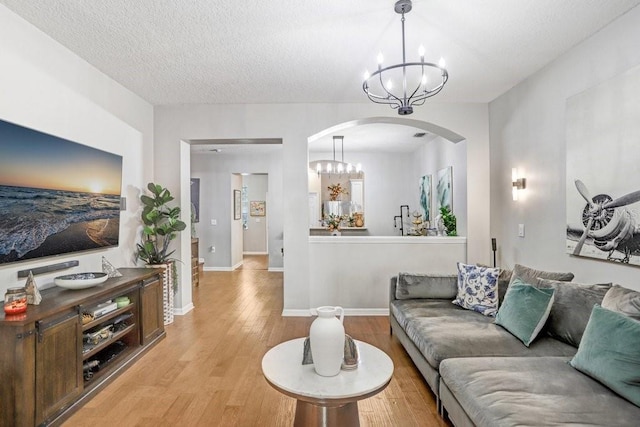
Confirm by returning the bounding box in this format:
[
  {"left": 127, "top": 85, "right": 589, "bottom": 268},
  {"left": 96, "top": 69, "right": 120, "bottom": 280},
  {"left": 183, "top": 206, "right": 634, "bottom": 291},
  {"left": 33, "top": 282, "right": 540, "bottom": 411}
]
[{"left": 64, "top": 268, "right": 447, "bottom": 426}]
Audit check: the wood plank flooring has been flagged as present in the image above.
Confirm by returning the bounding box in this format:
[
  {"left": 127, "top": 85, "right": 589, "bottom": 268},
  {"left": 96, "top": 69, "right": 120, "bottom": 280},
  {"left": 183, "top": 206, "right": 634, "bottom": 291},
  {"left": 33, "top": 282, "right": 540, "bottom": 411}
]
[{"left": 64, "top": 260, "right": 450, "bottom": 426}]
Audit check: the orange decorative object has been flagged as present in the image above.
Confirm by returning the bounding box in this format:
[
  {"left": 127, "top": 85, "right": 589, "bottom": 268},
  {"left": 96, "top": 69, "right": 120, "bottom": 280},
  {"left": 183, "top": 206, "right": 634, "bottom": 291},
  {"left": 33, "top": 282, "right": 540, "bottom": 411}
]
[{"left": 4, "top": 287, "right": 27, "bottom": 315}]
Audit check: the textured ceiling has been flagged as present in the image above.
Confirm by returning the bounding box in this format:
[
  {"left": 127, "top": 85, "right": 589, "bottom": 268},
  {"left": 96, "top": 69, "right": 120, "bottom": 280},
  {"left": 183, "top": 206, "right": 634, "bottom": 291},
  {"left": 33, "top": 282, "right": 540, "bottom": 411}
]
[{"left": 3, "top": 0, "right": 639, "bottom": 106}]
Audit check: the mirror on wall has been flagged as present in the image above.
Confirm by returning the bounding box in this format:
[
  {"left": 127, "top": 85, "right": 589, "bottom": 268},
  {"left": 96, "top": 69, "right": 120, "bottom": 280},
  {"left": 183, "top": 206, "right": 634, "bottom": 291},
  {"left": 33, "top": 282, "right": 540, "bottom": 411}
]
[
  {"left": 308, "top": 165, "right": 365, "bottom": 229},
  {"left": 308, "top": 135, "right": 365, "bottom": 229}
]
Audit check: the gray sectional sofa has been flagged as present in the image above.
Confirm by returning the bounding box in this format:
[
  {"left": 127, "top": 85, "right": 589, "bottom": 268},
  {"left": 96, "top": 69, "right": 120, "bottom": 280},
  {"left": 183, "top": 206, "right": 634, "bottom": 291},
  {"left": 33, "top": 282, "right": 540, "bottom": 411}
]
[{"left": 389, "top": 264, "right": 640, "bottom": 426}]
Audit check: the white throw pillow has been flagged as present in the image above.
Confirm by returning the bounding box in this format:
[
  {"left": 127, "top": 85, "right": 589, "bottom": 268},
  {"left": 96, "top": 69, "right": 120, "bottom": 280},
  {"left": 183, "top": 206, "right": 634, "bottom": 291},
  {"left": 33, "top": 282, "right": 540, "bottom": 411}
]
[{"left": 452, "top": 262, "right": 500, "bottom": 316}]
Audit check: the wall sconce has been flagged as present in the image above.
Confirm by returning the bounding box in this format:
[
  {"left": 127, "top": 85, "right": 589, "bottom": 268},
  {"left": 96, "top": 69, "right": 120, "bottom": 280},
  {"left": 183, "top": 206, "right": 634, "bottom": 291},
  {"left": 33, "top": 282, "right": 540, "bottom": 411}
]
[{"left": 512, "top": 168, "right": 526, "bottom": 201}]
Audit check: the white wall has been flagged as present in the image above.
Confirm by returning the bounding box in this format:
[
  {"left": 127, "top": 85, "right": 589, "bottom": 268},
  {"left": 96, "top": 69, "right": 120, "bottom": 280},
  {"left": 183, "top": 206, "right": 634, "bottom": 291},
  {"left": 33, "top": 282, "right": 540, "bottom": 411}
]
[
  {"left": 0, "top": 5, "right": 153, "bottom": 295},
  {"left": 243, "top": 174, "right": 268, "bottom": 254},
  {"left": 411, "top": 136, "right": 468, "bottom": 237},
  {"left": 190, "top": 150, "right": 283, "bottom": 269},
  {"left": 489, "top": 5, "right": 640, "bottom": 290},
  {"left": 157, "top": 103, "right": 489, "bottom": 313}
]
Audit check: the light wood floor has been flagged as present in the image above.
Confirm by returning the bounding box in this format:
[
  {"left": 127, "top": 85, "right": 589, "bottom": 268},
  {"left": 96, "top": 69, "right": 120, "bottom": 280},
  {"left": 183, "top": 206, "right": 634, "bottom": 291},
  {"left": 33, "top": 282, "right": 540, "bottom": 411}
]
[{"left": 64, "top": 267, "right": 449, "bottom": 426}]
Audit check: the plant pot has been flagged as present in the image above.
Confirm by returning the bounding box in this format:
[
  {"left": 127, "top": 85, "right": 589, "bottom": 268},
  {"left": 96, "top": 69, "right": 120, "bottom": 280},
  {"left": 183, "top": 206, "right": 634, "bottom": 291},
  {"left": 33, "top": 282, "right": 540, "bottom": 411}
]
[{"left": 147, "top": 262, "right": 174, "bottom": 325}]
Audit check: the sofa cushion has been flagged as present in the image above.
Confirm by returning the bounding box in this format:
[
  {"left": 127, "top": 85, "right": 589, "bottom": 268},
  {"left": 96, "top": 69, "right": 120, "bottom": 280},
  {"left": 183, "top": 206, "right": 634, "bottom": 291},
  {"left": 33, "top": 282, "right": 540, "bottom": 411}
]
[
  {"left": 404, "top": 312, "right": 576, "bottom": 369},
  {"left": 395, "top": 273, "right": 457, "bottom": 300},
  {"left": 440, "top": 356, "right": 640, "bottom": 427},
  {"left": 602, "top": 284, "right": 640, "bottom": 320},
  {"left": 452, "top": 263, "right": 499, "bottom": 316},
  {"left": 495, "top": 279, "right": 555, "bottom": 346},
  {"left": 535, "top": 279, "right": 611, "bottom": 348},
  {"left": 570, "top": 305, "right": 640, "bottom": 407},
  {"left": 509, "top": 263, "right": 574, "bottom": 286},
  {"left": 390, "top": 298, "right": 463, "bottom": 330}
]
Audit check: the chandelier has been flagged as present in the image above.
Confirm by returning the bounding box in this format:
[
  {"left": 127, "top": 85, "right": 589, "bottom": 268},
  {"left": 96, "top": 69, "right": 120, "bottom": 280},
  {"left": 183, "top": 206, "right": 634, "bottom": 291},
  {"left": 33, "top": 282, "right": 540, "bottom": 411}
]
[
  {"left": 362, "top": 0, "right": 448, "bottom": 115},
  {"left": 310, "top": 136, "right": 362, "bottom": 176}
]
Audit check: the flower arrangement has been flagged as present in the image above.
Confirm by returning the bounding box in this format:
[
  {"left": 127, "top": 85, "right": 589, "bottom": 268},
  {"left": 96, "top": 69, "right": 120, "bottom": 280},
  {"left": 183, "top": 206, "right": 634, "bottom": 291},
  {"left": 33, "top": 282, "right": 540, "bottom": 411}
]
[
  {"left": 324, "top": 214, "right": 345, "bottom": 231},
  {"left": 327, "top": 183, "right": 349, "bottom": 201}
]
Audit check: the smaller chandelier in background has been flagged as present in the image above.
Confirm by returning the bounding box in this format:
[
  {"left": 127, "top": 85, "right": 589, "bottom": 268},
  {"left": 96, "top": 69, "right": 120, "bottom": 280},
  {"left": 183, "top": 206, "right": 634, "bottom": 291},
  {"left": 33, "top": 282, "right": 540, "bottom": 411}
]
[
  {"left": 310, "top": 136, "right": 362, "bottom": 176},
  {"left": 362, "top": 0, "right": 448, "bottom": 115}
]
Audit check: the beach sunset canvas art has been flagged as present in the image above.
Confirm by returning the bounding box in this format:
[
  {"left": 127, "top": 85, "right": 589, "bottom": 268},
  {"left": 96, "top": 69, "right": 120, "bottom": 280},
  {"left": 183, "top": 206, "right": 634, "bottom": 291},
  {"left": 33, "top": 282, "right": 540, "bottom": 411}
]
[{"left": 0, "top": 118, "right": 122, "bottom": 265}]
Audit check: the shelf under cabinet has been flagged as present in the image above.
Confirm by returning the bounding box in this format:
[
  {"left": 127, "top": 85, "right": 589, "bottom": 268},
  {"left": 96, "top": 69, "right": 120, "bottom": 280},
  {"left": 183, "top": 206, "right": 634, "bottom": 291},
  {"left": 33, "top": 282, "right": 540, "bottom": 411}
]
[
  {"left": 82, "top": 324, "right": 137, "bottom": 360},
  {"left": 82, "top": 303, "right": 135, "bottom": 331}
]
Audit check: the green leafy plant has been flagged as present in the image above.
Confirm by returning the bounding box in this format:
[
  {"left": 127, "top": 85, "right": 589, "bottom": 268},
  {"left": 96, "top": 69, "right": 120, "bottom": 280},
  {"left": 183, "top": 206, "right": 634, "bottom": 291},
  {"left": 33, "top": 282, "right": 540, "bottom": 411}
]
[
  {"left": 136, "top": 183, "right": 187, "bottom": 265},
  {"left": 439, "top": 206, "right": 457, "bottom": 236}
]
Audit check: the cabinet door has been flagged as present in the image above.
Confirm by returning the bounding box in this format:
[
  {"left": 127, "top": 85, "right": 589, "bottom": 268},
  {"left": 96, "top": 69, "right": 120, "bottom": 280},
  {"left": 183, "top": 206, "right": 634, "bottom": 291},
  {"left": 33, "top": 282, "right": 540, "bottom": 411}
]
[
  {"left": 35, "top": 311, "right": 82, "bottom": 424},
  {"left": 141, "top": 276, "right": 164, "bottom": 344}
]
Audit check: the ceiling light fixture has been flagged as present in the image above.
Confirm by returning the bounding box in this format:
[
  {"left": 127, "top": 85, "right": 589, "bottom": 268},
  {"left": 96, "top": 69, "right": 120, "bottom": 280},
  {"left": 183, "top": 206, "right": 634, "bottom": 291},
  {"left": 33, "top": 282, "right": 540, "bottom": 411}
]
[
  {"left": 362, "top": 0, "right": 448, "bottom": 115},
  {"left": 310, "top": 136, "right": 362, "bottom": 176}
]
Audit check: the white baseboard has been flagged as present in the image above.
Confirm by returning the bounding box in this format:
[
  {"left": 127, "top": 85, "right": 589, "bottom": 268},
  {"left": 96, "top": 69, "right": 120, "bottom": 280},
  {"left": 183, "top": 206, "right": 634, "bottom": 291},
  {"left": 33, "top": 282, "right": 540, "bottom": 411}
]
[
  {"left": 243, "top": 251, "right": 268, "bottom": 255},
  {"left": 204, "top": 266, "right": 233, "bottom": 272},
  {"left": 282, "top": 309, "right": 312, "bottom": 317},
  {"left": 268, "top": 267, "right": 284, "bottom": 272},
  {"left": 173, "top": 303, "right": 195, "bottom": 316},
  {"left": 282, "top": 308, "right": 389, "bottom": 317},
  {"left": 232, "top": 261, "right": 243, "bottom": 270}
]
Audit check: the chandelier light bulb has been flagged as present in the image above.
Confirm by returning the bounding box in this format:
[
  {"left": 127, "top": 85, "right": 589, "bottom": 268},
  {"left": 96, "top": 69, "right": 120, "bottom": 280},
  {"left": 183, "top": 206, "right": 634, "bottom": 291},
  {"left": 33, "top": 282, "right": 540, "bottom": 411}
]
[
  {"left": 387, "top": 79, "right": 393, "bottom": 90},
  {"left": 439, "top": 57, "right": 446, "bottom": 68},
  {"left": 337, "top": 163, "right": 344, "bottom": 173},
  {"left": 327, "top": 163, "right": 332, "bottom": 173},
  {"left": 347, "top": 163, "right": 353, "bottom": 173},
  {"left": 363, "top": 70, "right": 370, "bottom": 81},
  {"left": 421, "top": 74, "right": 427, "bottom": 85},
  {"left": 316, "top": 163, "right": 321, "bottom": 173},
  {"left": 356, "top": 163, "right": 362, "bottom": 173},
  {"left": 377, "top": 52, "right": 384, "bottom": 65},
  {"left": 418, "top": 45, "right": 425, "bottom": 59}
]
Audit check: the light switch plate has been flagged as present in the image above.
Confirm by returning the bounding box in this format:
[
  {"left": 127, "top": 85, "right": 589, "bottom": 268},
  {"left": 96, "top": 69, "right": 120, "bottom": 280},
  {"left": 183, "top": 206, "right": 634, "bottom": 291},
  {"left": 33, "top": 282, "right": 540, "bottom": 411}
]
[{"left": 518, "top": 224, "right": 525, "bottom": 237}]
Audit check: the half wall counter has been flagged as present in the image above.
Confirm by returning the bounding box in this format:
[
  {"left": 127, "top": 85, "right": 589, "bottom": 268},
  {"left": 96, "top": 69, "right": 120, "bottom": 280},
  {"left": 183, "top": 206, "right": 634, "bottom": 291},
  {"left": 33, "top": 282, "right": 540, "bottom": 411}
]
[{"left": 308, "top": 236, "right": 466, "bottom": 315}]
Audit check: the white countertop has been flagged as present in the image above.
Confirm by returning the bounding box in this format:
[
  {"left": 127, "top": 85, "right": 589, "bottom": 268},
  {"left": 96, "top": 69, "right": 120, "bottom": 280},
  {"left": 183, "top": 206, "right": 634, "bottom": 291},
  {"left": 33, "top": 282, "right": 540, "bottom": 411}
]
[{"left": 309, "top": 235, "right": 466, "bottom": 244}]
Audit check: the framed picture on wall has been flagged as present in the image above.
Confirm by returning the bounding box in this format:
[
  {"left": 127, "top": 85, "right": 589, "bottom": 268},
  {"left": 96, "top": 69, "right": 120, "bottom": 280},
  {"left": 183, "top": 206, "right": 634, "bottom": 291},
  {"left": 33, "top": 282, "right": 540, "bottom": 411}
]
[
  {"left": 435, "top": 166, "right": 453, "bottom": 214},
  {"left": 190, "top": 178, "right": 200, "bottom": 223},
  {"left": 419, "top": 174, "right": 432, "bottom": 222},
  {"left": 233, "top": 190, "right": 241, "bottom": 220},
  {"left": 250, "top": 201, "right": 266, "bottom": 216}
]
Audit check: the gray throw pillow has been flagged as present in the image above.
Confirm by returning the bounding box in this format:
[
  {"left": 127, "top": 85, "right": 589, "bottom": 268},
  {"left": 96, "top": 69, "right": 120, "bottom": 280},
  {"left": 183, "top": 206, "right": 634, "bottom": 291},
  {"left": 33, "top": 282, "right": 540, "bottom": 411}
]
[
  {"left": 602, "top": 285, "right": 640, "bottom": 320},
  {"left": 536, "top": 279, "right": 611, "bottom": 348},
  {"left": 395, "top": 273, "right": 457, "bottom": 300},
  {"left": 509, "top": 264, "right": 574, "bottom": 287},
  {"left": 497, "top": 268, "right": 513, "bottom": 306}
]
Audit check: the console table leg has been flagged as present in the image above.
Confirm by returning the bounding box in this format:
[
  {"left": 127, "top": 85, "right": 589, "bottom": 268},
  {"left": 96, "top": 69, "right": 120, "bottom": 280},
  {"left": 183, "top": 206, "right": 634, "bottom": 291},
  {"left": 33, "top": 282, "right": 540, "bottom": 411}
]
[{"left": 294, "top": 400, "right": 360, "bottom": 427}]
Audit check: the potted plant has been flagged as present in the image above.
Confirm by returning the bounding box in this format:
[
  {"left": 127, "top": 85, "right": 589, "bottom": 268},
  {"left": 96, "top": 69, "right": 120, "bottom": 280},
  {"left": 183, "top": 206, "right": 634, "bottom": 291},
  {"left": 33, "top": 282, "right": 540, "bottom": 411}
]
[
  {"left": 136, "top": 183, "right": 187, "bottom": 324},
  {"left": 439, "top": 206, "right": 457, "bottom": 236}
]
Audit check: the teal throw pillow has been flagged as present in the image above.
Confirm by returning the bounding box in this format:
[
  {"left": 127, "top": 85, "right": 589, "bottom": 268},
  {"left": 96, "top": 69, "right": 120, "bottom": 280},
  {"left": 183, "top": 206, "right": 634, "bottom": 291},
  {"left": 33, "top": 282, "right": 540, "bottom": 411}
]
[
  {"left": 570, "top": 305, "right": 640, "bottom": 407},
  {"left": 495, "top": 279, "right": 555, "bottom": 346}
]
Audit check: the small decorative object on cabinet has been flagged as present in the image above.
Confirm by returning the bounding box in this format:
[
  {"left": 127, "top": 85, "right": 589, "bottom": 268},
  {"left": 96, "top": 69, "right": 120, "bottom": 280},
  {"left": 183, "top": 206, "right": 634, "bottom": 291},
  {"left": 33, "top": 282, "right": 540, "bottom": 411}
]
[{"left": 0, "top": 268, "right": 165, "bottom": 426}]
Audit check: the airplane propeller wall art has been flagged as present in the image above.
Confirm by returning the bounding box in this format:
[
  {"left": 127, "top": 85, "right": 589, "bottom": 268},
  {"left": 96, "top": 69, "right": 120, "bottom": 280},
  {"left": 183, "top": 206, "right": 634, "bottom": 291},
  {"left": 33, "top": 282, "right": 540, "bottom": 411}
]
[{"left": 567, "top": 179, "right": 640, "bottom": 265}]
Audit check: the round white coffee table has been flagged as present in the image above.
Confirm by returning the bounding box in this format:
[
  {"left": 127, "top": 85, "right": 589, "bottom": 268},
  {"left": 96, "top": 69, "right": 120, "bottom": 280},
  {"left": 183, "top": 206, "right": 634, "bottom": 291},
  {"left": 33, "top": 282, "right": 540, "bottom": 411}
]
[{"left": 262, "top": 337, "right": 394, "bottom": 427}]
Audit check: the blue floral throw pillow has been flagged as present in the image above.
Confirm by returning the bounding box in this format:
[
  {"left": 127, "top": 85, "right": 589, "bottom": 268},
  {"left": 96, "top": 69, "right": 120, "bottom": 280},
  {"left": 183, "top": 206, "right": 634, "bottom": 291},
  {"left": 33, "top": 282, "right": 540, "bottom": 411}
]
[{"left": 453, "top": 262, "right": 500, "bottom": 316}]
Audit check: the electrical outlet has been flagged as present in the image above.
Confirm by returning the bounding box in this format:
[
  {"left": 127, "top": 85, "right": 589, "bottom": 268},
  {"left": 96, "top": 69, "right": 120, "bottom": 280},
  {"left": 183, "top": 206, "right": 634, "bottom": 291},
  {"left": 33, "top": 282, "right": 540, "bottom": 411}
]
[
  {"left": 518, "top": 224, "right": 525, "bottom": 237},
  {"left": 210, "top": 246, "right": 215, "bottom": 253}
]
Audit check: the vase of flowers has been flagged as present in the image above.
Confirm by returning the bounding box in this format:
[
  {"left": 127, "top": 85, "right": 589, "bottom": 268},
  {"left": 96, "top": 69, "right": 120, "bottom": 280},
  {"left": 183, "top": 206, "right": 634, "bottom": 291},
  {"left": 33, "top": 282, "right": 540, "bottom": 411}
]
[
  {"left": 327, "top": 183, "right": 348, "bottom": 201},
  {"left": 325, "top": 213, "right": 344, "bottom": 235}
]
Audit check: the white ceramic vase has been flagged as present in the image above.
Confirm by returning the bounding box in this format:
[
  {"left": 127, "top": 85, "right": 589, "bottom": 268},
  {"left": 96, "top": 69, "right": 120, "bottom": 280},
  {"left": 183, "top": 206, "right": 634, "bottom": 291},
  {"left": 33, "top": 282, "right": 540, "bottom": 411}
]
[{"left": 310, "top": 306, "right": 345, "bottom": 376}]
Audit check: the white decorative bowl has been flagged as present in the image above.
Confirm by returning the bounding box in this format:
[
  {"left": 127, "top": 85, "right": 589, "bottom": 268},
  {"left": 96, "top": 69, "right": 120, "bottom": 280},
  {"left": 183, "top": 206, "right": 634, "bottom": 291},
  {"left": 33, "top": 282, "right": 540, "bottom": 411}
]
[{"left": 54, "top": 272, "right": 108, "bottom": 290}]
